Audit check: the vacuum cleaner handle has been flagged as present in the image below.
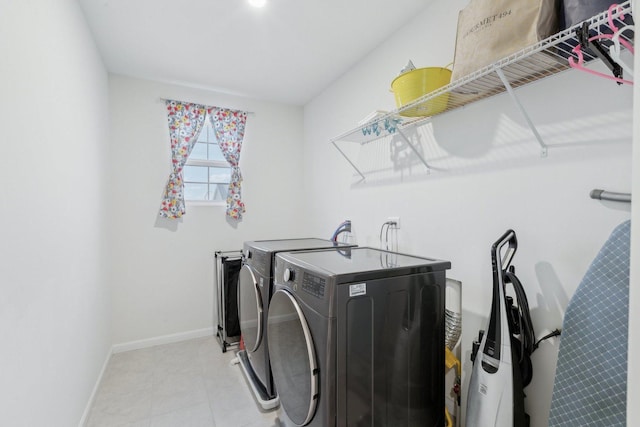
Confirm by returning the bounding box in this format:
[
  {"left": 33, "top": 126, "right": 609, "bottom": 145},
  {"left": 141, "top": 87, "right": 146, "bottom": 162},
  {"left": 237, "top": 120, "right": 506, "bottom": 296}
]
[
  {"left": 491, "top": 229, "right": 518, "bottom": 273},
  {"left": 480, "top": 230, "right": 518, "bottom": 373}
]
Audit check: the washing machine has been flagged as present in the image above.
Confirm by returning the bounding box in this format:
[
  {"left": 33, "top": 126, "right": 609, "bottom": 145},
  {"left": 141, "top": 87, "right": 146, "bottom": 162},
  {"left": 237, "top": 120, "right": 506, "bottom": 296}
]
[
  {"left": 267, "top": 247, "right": 450, "bottom": 426},
  {"left": 237, "top": 238, "right": 356, "bottom": 409}
]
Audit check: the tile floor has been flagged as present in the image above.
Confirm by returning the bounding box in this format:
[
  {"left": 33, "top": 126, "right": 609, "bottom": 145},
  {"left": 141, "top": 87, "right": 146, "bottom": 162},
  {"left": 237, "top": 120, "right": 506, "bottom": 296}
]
[{"left": 86, "top": 336, "right": 283, "bottom": 427}]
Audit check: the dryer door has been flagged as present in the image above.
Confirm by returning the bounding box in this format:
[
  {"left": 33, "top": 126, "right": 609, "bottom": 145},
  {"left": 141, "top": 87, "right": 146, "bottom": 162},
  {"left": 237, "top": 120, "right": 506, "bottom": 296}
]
[
  {"left": 268, "top": 289, "right": 318, "bottom": 426},
  {"left": 238, "top": 264, "right": 263, "bottom": 353}
]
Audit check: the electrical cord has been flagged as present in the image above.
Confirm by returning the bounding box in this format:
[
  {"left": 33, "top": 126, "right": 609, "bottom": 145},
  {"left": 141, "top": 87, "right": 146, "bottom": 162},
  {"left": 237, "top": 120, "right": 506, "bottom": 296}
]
[
  {"left": 533, "top": 329, "right": 562, "bottom": 351},
  {"left": 504, "top": 268, "right": 561, "bottom": 357},
  {"left": 385, "top": 222, "right": 391, "bottom": 250},
  {"left": 379, "top": 222, "right": 388, "bottom": 249},
  {"left": 379, "top": 221, "right": 396, "bottom": 250},
  {"left": 504, "top": 268, "right": 535, "bottom": 359}
]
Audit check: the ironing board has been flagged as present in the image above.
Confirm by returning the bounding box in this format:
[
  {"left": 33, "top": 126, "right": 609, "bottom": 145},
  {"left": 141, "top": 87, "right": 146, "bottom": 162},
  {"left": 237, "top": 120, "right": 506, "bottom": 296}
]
[{"left": 548, "top": 220, "right": 630, "bottom": 426}]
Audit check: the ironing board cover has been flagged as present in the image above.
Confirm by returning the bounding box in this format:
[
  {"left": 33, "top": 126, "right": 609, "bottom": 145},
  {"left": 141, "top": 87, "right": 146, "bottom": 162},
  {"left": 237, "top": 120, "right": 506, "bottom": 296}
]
[{"left": 548, "top": 220, "right": 630, "bottom": 426}]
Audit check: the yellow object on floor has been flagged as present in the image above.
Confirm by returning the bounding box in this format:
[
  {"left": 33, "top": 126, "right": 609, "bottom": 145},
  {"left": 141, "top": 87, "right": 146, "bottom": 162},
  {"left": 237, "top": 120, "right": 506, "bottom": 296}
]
[
  {"left": 445, "top": 346, "right": 461, "bottom": 376},
  {"left": 445, "top": 407, "right": 454, "bottom": 427},
  {"left": 444, "top": 347, "right": 462, "bottom": 427}
]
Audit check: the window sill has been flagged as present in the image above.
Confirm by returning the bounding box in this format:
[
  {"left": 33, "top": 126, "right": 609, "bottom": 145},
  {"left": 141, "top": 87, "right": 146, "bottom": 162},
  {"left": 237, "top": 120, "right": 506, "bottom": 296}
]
[{"left": 186, "top": 200, "right": 226, "bottom": 207}]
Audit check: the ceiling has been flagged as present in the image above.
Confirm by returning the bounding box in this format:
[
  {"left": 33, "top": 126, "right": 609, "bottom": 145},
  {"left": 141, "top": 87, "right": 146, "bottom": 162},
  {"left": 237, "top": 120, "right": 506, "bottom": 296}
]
[{"left": 78, "top": 0, "right": 432, "bottom": 105}]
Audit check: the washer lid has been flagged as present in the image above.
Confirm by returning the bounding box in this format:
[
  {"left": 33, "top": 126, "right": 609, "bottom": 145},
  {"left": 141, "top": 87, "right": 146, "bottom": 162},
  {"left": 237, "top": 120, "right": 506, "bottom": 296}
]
[{"left": 277, "top": 247, "right": 450, "bottom": 283}]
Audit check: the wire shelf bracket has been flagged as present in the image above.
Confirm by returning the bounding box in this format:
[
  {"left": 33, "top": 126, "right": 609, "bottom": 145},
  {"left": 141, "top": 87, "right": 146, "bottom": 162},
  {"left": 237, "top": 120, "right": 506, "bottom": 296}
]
[
  {"left": 331, "top": 140, "right": 366, "bottom": 182},
  {"left": 397, "top": 127, "right": 432, "bottom": 174},
  {"left": 494, "top": 67, "right": 548, "bottom": 157}
]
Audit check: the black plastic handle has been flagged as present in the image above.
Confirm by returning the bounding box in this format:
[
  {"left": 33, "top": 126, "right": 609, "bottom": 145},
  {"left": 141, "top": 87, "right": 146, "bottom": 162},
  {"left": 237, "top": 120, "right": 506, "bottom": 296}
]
[
  {"left": 482, "top": 229, "right": 518, "bottom": 368},
  {"left": 577, "top": 22, "right": 624, "bottom": 83},
  {"left": 491, "top": 229, "right": 518, "bottom": 274}
]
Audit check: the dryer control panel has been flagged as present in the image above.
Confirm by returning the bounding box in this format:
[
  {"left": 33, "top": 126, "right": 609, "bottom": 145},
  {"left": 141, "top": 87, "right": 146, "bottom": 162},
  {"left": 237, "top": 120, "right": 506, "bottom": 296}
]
[
  {"left": 276, "top": 262, "right": 334, "bottom": 317},
  {"left": 302, "top": 272, "right": 326, "bottom": 298},
  {"left": 283, "top": 267, "right": 326, "bottom": 299},
  {"left": 243, "top": 246, "right": 269, "bottom": 276}
]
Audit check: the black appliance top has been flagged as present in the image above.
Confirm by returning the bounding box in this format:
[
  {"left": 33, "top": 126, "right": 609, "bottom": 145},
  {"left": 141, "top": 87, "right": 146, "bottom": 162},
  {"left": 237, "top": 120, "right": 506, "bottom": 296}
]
[{"left": 277, "top": 247, "right": 450, "bottom": 282}]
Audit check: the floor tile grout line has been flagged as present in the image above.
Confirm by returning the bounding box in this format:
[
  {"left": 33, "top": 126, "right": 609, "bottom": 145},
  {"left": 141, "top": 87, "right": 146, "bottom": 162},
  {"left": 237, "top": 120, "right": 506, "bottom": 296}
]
[{"left": 86, "top": 336, "right": 279, "bottom": 427}]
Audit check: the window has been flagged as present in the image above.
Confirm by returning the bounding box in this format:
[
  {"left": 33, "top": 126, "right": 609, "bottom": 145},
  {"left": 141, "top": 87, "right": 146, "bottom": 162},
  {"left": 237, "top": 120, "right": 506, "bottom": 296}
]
[{"left": 184, "top": 114, "right": 231, "bottom": 203}]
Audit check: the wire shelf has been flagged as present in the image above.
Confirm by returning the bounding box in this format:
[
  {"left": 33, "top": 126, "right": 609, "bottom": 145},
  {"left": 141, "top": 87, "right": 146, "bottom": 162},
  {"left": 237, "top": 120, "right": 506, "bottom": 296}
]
[{"left": 331, "top": 1, "right": 634, "bottom": 147}]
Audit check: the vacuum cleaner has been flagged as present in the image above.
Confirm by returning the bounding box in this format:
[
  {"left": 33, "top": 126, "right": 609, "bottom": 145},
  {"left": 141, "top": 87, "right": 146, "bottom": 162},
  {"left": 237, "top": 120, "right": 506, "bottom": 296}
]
[{"left": 466, "top": 230, "right": 539, "bottom": 427}]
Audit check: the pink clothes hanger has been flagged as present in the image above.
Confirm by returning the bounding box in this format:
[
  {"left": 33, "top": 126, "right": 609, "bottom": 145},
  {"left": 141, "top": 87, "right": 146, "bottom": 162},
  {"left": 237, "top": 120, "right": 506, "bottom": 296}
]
[
  {"left": 569, "top": 35, "right": 634, "bottom": 85},
  {"left": 607, "top": 3, "right": 627, "bottom": 34}
]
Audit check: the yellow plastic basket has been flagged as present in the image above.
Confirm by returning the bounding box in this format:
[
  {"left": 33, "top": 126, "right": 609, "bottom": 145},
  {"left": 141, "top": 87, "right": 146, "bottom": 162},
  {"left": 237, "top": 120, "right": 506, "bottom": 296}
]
[{"left": 391, "top": 66, "right": 452, "bottom": 117}]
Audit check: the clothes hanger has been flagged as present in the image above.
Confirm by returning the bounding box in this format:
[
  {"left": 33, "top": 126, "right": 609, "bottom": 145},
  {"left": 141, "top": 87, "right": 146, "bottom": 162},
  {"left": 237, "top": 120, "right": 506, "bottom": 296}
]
[
  {"left": 568, "top": 35, "right": 634, "bottom": 85},
  {"left": 608, "top": 28, "right": 634, "bottom": 75},
  {"left": 606, "top": 4, "right": 634, "bottom": 75},
  {"left": 568, "top": 4, "right": 634, "bottom": 85}
]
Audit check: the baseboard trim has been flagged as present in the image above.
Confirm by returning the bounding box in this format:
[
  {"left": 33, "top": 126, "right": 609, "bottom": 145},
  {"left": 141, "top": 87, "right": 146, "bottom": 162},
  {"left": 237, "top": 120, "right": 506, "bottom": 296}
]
[
  {"left": 78, "top": 327, "right": 214, "bottom": 426},
  {"left": 112, "top": 327, "right": 214, "bottom": 354},
  {"left": 78, "top": 346, "right": 113, "bottom": 427}
]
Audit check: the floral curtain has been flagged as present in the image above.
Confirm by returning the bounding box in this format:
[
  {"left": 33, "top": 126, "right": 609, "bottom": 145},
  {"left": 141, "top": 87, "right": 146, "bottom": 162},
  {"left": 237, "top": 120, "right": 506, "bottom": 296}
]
[
  {"left": 209, "top": 107, "right": 248, "bottom": 220},
  {"left": 158, "top": 100, "right": 208, "bottom": 219}
]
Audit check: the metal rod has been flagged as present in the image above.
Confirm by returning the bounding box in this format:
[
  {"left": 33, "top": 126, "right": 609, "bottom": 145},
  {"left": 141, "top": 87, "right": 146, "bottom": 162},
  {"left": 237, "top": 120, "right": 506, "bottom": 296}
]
[
  {"left": 590, "top": 189, "right": 631, "bottom": 203},
  {"left": 494, "top": 67, "right": 548, "bottom": 157},
  {"left": 160, "top": 98, "right": 255, "bottom": 115},
  {"left": 396, "top": 127, "right": 431, "bottom": 174},
  {"left": 331, "top": 140, "right": 366, "bottom": 181}
]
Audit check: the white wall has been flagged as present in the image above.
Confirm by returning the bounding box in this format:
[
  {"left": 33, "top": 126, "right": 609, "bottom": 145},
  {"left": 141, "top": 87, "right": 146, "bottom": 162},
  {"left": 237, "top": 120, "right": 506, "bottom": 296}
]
[
  {"left": 0, "top": 0, "right": 111, "bottom": 426},
  {"left": 108, "top": 75, "right": 306, "bottom": 346},
  {"left": 303, "top": 1, "right": 633, "bottom": 426}
]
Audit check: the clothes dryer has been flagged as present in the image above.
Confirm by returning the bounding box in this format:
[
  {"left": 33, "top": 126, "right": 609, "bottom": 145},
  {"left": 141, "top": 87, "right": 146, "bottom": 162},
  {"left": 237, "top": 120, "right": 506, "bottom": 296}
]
[
  {"left": 237, "top": 238, "right": 355, "bottom": 409},
  {"left": 267, "top": 247, "right": 450, "bottom": 426}
]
